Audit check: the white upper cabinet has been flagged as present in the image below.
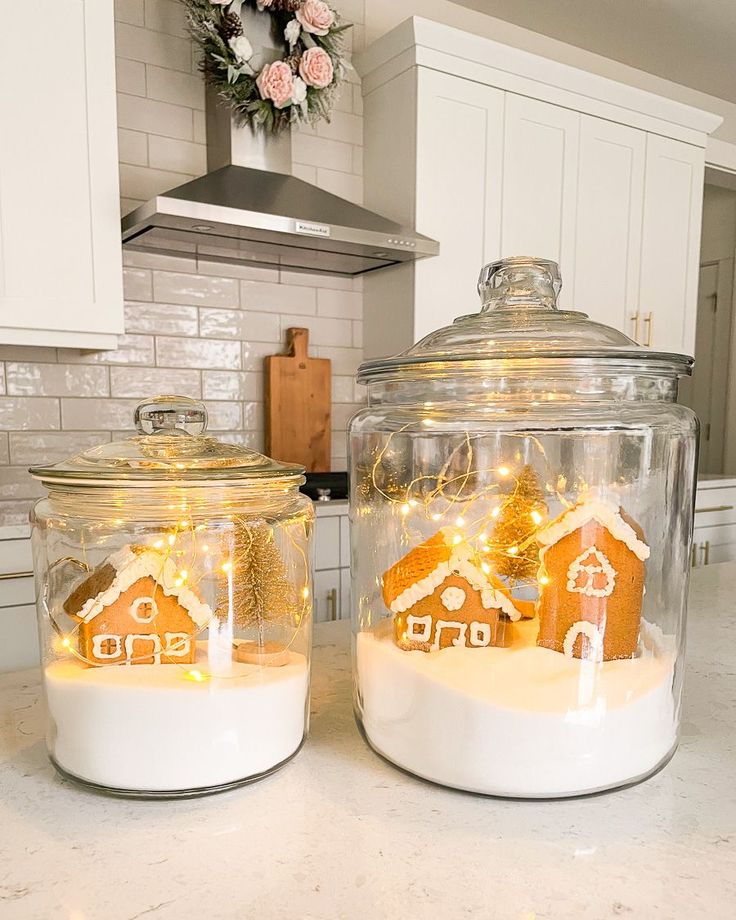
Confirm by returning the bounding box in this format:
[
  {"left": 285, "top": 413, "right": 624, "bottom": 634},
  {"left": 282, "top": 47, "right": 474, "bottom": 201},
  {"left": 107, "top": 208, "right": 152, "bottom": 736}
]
[
  {"left": 572, "top": 117, "right": 646, "bottom": 331},
  {"left": 501, "top": 96, "right": 579, "bottom": 308},
  {"left": 357, "top": 17, "right": 721, "bottom": 360},
  {"left": 638, "top": 135, "right": 705, "bottom": 354},
  {"left": 0, "top": 0, "right": 123, "bottom": 349}
]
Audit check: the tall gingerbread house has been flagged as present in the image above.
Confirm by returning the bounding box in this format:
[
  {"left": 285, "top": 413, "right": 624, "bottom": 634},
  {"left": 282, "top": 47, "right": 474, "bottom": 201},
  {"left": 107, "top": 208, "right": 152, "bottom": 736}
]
[{"left": 536, "top": 499, "right": 650, "bottom": 661}]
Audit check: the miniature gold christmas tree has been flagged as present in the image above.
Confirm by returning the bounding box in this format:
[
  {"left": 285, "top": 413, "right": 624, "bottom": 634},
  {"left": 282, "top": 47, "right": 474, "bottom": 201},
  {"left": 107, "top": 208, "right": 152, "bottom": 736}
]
[
  {"left": 215, "top": 520, "right": 297, "bottom": 632},
  {"left": 488, "top": 465, "right": 547, "bottom": 583}
]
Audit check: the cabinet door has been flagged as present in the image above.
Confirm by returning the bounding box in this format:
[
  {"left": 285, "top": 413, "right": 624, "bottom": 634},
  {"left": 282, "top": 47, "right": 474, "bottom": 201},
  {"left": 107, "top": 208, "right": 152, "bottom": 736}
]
[
  {"left": 414, "top": 69, "right": 504, "bottom": 339},
  {"left": 692, "top": 523, "right": 736, "bottom": 567},
  {"left": 573, "top": 117, "right": 645, "bottom": 331},
  {"left": 314, "top": 516, "right": 341, "bottom": 571},
  {"left": 638, "top": 135, "right": 705, "bottom": 354},
  {"left": 313, "top": 570, "right": 341, "bottom": 623},
  {"left": 0, "top": 0, "right": 123, "bottom": 348},
  {"left": 501, "top": 95, "right": 580, "bottom": 308},
  {"left": 340, "top": 568, "right": 351, "bottom": 622}
]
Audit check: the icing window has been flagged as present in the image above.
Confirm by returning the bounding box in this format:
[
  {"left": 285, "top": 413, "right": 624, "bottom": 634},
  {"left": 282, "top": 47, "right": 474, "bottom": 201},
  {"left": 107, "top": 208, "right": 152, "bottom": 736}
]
[
  {"left": 566, "top": 547, "right": 616, "bottom": 598},
  {"left": 469, "top": 622, "right": 491, "bottom": 647},
  {"left": 92, "top": 634, "right": 122, "bottom": 659},
  {"left": 432, "top": 620, "right": 468, "bottom": 650},
  {"left": 165, "top": 632, "right": 191, "bottom": 657},
  {"left": 406, "top": 614, "right": 432, "bottom": 643},
  {"left": 131, "top": 596, "right": 158, "bottom": 624},
  {"left": 440, "top": 586, "right": 466, "bottom": 611}
]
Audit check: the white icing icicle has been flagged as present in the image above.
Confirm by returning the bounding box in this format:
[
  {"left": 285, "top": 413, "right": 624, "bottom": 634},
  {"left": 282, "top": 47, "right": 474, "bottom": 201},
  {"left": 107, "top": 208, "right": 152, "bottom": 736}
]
[
  {"left": 537, "top": 498, "right": 650, "bottom": 562},
  {"left": 563, "top": 621, "right": 604, "bottom": 661}
]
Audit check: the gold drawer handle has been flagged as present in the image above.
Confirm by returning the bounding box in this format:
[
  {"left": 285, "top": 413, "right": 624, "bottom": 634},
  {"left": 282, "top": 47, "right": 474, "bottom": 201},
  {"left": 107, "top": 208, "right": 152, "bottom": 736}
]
[
  {"left": 0, "top": 570, "right": 33, "bottom": 581},
  {"left": 695, "top": 504, "right": 734, "bottom": 514},
  {"left": 642, "top": 311, "right": 653, "bottom": 347}
]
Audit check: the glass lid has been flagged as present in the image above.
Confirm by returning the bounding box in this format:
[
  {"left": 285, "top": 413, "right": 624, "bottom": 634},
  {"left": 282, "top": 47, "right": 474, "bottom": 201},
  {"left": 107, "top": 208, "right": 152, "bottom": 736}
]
[
  {"left": 30, "top": 396, "right": 304, "bottom": 487},
  {"left": 358, "top": 256, "right": 693, "bottom": 381}
]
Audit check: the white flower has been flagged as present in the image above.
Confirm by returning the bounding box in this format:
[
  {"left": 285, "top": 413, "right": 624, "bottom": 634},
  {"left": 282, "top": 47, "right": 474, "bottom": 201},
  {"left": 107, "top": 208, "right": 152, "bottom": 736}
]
[
  {"left": 229, "top": 34, "right": 253, "bottom": 62},
  {"left": 210, "top": 0, "right": 229, "bottom": 5},
  {"left": 284, "top": 18, "right": 301, "bottom": 47},
  {"left": 292, "top": 76, "right": 307, "bottom": 105}
]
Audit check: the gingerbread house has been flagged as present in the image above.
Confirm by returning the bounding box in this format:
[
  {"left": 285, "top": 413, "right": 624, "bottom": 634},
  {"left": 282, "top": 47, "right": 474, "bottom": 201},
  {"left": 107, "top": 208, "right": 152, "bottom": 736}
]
[
  {"left": 536, "top": 499, "right": 650, "bottom": 661},
  {"left": 382, "top": 530, "right": 522, "bottom": 652},
  {"left": 63, "top": 545, "right": 213, "bottom": 666}
]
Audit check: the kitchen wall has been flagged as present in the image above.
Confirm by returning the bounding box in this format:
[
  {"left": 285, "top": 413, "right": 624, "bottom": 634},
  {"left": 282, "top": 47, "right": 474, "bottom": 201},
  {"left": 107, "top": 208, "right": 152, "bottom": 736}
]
[{"left": 0, "top": 0, "right": 366, "bottom": 527}]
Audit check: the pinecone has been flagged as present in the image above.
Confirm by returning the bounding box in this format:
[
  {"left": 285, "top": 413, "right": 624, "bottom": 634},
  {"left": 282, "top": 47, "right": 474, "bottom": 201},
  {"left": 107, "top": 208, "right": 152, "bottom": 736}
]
[
  {"left": 285, "top": 49, "right": 302, "bottom": 73},
  {"left": 274, "top": 0, "right": 303, "bottom": 12},
  {"left": 220, "top": 11, "right": 243, "bottom": 41}
]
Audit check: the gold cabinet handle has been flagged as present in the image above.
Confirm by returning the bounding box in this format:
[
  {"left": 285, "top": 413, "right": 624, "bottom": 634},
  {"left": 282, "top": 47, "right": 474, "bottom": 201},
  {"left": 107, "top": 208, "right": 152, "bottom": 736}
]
[
  {"left": 691, "top": 543, "right": 698, "bottom": 568},
  {"left": 0, "top": 570, "right": 33, "bottom": 581},
  {"left": 327, "top": 587, "right": 338, "bottom": 621},
  {"left": 704, "top": 541, "right": 710, "bottom": 565},
  {"left": 695, "top": 504, "right": 734, "bottom": 514},
  {"left": 642, "top": 311, "right": 653, "bottom": 347},
  {"left": 629, "top": 311, "right": 640, "bottom": 342}
]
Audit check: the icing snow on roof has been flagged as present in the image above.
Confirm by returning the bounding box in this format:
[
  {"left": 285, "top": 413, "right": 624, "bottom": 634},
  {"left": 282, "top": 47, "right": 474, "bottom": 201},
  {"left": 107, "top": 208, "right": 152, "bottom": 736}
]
[
  {"left": 537, "top": 499, "right": 650, "bottom": 562},
  {"left": 384, "top": 531, "right": 521, "bottom": 621},
  {"left": 77, "top": 545, "right": 213, "bottom": 627}
]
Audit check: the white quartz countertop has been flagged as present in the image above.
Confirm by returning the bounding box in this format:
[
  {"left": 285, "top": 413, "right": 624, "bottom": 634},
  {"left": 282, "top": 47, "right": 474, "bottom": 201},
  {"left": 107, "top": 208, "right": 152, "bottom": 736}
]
[{"left": 1, "top": 565, "right": 735, "bottom": 919}]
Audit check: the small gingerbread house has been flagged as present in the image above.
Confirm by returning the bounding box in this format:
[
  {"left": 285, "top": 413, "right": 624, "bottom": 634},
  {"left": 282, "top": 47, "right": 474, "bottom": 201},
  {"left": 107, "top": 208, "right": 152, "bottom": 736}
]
[
  {"left": 382, "top": 530, "right": 522, "bottom": 652},
  {"left": 536, "top": 499, "right": 650, "bottom": 661},
  {"left": 63, "top": 545, "right": 213, "bottom": 666}
]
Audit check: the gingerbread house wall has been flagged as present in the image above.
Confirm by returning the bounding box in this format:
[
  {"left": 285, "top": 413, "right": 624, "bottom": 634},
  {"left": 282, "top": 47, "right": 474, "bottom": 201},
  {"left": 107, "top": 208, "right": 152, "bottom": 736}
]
[
  {"left": 78, "top": 576, "right": 198, "bottom": 666},
  {"left": 537, "top": 523, "right": 645, "bottom": 660},
  {"left": 394, "top": 573, "right": 512, "bottom": 651}
]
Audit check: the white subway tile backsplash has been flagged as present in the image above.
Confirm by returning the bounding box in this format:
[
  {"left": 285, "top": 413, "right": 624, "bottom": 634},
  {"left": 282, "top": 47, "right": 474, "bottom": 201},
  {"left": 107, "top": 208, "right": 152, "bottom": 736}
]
[
  {"left": 120, "top": 164, "right": 195, "bottom": 202},
  {"left": 0, "top": 433, "right": 8, "bottom": 465},
  {"left": 9, "top": 431, "right": 111, "bottom": 466},
  {"left": 60, "top": 335, "right": 156, "bottom": 366},
  {"left": 123, "top": 250, "right": 194, "bottom": 272},
  {"left": 0, "top": 346, "right": 57, "bottom": 363},
  {"left": 316, "top": 168, "right": 363, "bottom": 205},
  {"left": 124, "top": 302, "right": 199, "bottom": 336},
  {"left": 315, "top": 346, "right": 363, "bottom": 376},
  {"left": 0, "top": 364, "right": 5, "bottom": 395},
  {"left": 0, "top": 398, "right": 60, "bottom": 431},
  {"left": 117, "top": 93, "right": 194, "bottom": 140},
  {"left": 193, "top": 109, "right": 206, "bottom": 144},
  {"left": 61, "top": 399, "right": 141, "bottom": 431},
  {"left": 352, "top": 321, "right": 363, "bottom": 348},
  {"left": 242, "top": 341, "right": 277, "bottom": 372},
  {"left": 203, "top": 371, "right": 261, "bottom": 401},
  {"left": 115, "top": 22, "right": 192, "bottom": 72},
  {"left": 240, "top": 281, "right": 316, "bottom": 314},
  {"left": 332, "top": 376, "right": 356, "bottom": 403},
  {"left": 118, "top": 128, "right": 148, "bottom": 166},
  {"left": 110, "top": 366, "right": 201, "bottom": 398},
  {"left": 6, "top": 364, "right": 109, "bottom": 398},
  {"left": 292, "top": 134, "right": 354, "bottom": 173},
  {"left": 0, "top": 467, "right": 46, "bottom": 501},
  {"left": 143, "top": 0, "right": 188, "bottom": 37},
  {"left": 316, "top": 111, "right": 362, "bottom": 146},
  {"left": 291, "top": 163, "right": 317, "bottom": 184},
  {"left": 116, "top": 58, "right": 147, "bottom": 96},
  {"left": 148, "top": 135, "right": 207, "bottom": 175},
  {"left": 155, "top": 337, "right": 241, "bottom": 369},
  {"left": 241, "top": 402, "right": 262, "bottom": 430},
  {"left": 199, "top": 309, "right": 281, "bottom": 343},
  {"left": 317, "top": 288, "right": 363, "bottom": 319},
  {"left": 146, "top": 65, "right": 205, "bottom": 110},
  {"left": 154, "top": 271, "right": 239, "bottom": 307},
  {"left": 115, "top": 0, "right": 145, "bottom": 27},
  {"left": 279, "top": 314, "right": 352, "bottom": 348},
  {"left": 206, "top": 401, "right": 243, "bottom": 431},
  {"left": 123, "top": 268, "right": 153, "bottom": 301},
  {"left": 197, "top": 259, "right": 278, "bottom": 283},
  {"left": 280, "top": 270, "right": 353, "bottom": 292}
]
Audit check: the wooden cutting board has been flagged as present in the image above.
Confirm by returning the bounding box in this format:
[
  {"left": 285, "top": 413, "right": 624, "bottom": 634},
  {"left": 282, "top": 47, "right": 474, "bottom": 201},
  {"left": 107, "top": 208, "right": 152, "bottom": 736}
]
[{"left": 265, "top": 328, "right": 331, "bottom": 472}]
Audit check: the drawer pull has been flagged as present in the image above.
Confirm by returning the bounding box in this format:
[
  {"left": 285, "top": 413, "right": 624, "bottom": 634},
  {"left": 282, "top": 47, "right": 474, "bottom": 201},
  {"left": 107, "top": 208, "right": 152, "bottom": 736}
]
[
  {"left": 0, "top": 570, "right": 33, "bottom": 581},
  {"left": 695, "top": 504, "right": 734, "bottom": 514}
]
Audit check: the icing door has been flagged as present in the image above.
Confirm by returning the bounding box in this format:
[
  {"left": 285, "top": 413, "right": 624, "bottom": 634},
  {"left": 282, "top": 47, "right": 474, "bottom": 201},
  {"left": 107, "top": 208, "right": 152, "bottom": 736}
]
[{"left": 125, "top": 635, "right": 162, "bottom": 665}]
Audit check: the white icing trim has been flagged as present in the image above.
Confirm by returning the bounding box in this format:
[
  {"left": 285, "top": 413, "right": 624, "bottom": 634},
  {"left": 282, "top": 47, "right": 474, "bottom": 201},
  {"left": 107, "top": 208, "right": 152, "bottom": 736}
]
[
  {"left": 469, "top": 622, "right": 491, "bottom": 647},
  {"left": 164, "top": 632, "right": 191, "bottom": 657},
  {"left": 92, "top": 634, "right": 122, "bottom": 659},
  {"left": 78, "top": 545, "right": 212, "bottom": 627},
  {"left": 440, "top": 586, "right": 466, "bottom": 611},
  {"left": 566, "top": 547, "right": 616, "bottom": 598},
  {"left": 124, "top": 633, "right": 162, "bottom": 665},
  {"left": 432, "top": 620, "right": 468, "bottom": 650},
  {"left": 130, "top": 595, "right": 158, "bottom": 624},
  {"left": 537, "top": 499, "right": 650, "bottom": 561},
  {"left": 563, "top": 621, "right": 603, "bottom": 661},
  {"left": 389, "top": 543, "right": 522, "bottom": 621},
  {"left": 405, "top": 614, "right": 432, "bottom": 643}
]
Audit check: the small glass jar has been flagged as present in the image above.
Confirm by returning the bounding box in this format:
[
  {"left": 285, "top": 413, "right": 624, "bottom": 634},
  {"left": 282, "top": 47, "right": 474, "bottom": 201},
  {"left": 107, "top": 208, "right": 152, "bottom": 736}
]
[
  {"left": 349, "top": 257, "right": 697, "bottom": 798},
  {"left": 30, "top": 396, "right": 313, "bottom": 797}
]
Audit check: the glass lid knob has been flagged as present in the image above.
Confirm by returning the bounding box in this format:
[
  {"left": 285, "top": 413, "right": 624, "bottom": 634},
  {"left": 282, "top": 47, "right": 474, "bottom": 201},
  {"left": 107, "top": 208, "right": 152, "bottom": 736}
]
[
  {"left": 477, "top": 256, "right": 562, "bottom": 312},
  {"left": 134, "top": 396, "right": 208, "bottom": 437}
]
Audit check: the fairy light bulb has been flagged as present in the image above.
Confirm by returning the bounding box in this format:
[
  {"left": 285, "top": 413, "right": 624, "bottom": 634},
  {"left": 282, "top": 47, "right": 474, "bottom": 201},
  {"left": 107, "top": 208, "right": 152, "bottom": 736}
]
[
  {"left": 507, "top": 546, "right": 519, "bottom": 556},
  {"left": 531, "top": 510, "right": 543, "bottom": 526},
  {"left": 302, "top": 586, "right": 310, "bottom": 599},
  {"left": 455, "top": 516, "right": 465, "bottom": 527},
  {"left": 222, "top": 560, "right": 233, "bottom": 573},
  {"left": 168, "top": 534, "right": 176, "bottom": 547},
  {"left": 452, "top": 534, "right": 463, "bottom": 545},
  {"left": 61, "top": 637, "right": 71, "bottom": 649},
  {"left": 400, "top": 503, "right": 411, "bottom": 516},
  {"left": 186, "top": 669, "right": 206, "bottom": 682},
  {"left": 431, "top": 513, "right": 442, "bottom": 522},
  {"left": 539, "top": 574, "right": 550, "bottom": 586},
  {"left": 481, "top": 561, "right": 491, "bottom": 574},
  {"left": 491, "top": 506, "right": 501, "bottom": 518},
  {"left": 153, "top": 539, "right": 164, "bottom": 550},
  {"left": 497, "top": 466, "right": 510, "bottom": 477}
]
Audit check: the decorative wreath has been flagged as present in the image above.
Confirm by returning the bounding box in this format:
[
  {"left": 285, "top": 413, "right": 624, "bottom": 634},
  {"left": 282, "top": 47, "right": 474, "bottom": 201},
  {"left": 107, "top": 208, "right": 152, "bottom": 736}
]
[{"left": 184, "top": 0, "right": 351, "bottom": 134}]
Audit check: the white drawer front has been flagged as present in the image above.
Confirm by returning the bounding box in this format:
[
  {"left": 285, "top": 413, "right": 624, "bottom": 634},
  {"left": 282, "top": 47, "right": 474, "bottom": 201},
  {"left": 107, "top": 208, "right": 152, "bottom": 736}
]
[
  {"left": 694, "top": 485, "right": 736, "bottom": 528},
  {"left": 0, "top": 604, "right": 39, "bottom": 672}
]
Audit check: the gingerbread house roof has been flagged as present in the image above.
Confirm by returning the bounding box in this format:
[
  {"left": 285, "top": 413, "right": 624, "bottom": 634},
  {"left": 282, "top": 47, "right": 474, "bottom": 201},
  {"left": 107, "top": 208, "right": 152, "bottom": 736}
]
[
  {"left": 536, "top": 498, "right": 650, "bottom": 561},
  {"left": 63, "top": 544, "right": 213, "bottom": 627},
  {"left": 382, "top": 530, "right": 522, "bottom": 620}
]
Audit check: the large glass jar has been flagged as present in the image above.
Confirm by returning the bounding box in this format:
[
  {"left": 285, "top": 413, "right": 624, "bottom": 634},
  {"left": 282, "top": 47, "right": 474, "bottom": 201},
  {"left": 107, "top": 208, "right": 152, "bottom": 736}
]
[
  {"left": 30, "top": 396, "right": 313, "bottom": 797},
  {"left": 349, "top": 257, "right": 697, "bottom": 798}
]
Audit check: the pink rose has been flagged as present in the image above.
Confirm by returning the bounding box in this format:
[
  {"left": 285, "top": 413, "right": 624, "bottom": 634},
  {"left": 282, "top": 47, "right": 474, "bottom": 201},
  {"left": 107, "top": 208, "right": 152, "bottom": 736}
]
[
  {"left": 256, "top": 61, "right": 295, "bottom": 109},
  {"left": 299, "top": 46, "right": 334, "bottom": 89},
  {"left": 295, "top": 0, "right": 335, "bottom": 36}
]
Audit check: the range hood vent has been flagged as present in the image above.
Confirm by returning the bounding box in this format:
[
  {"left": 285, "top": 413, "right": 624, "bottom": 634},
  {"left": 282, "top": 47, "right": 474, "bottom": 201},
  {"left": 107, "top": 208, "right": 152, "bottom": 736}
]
[{"left": 122, "top": 162, "right": 439, "bottom": 277}]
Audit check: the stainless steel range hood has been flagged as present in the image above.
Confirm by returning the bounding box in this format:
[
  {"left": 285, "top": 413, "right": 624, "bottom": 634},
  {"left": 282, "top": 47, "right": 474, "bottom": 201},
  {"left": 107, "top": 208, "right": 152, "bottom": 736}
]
[{"left": 122, "top": 92, "right": 438, "bottom": 277}]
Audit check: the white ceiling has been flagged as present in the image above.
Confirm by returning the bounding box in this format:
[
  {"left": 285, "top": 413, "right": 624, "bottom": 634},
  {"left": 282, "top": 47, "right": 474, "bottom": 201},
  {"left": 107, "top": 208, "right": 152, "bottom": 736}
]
[{"left": 450, "top": 0, "right": 736, "bottom": 104}]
